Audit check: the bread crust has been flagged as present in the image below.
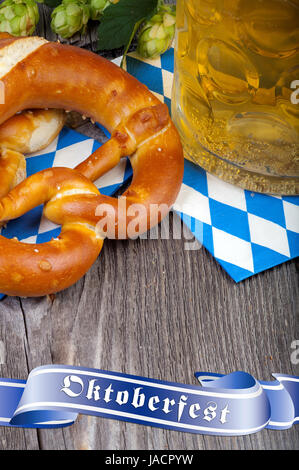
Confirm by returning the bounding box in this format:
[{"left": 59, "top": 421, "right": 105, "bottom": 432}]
[{"left": 0, "top": 109, "right": 66, "bottom": 154}]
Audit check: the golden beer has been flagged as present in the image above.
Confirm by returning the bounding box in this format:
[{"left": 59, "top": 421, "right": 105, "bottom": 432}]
[{"left": 172, "top": 0, "right": 299, "bottom": 194}]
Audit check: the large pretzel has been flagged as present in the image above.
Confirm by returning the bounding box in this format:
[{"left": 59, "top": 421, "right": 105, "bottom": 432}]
[{"left": 0, "top": 36, "right": 184, "bottom": 297}]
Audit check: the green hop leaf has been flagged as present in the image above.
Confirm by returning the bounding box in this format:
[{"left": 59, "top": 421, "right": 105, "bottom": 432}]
[{"left": 97, "top": 0, "right": 158, "bottom": 51}]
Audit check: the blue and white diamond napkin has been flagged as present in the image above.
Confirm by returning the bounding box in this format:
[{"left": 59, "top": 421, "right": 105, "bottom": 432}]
[{"left": 0, "top": 48, "right": 298, "bottom": 301}]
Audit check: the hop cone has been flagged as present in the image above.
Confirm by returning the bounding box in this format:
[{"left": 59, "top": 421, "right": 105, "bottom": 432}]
[
  {"left": 89, "top": 0, "right": 120, "bottom": 21},
  {"left": 137, "top": 4, "right": 176, "bottom": 60},
  {"left": 0, "top": 0, "right": 39, "bottom": 37},
  {"left": 51, "top": 0, "right": 90, "bottom": 39},
  {"left": 89, "top": 0, "right": 109, "bottom": 21}
]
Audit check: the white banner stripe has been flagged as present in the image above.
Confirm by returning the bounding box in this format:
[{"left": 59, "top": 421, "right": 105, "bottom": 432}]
[
  {"left": 269, "top": 417, "right": 299, "bottom": 427},
  {"left": 35, "top": 420, "right": 75, "bottom": 425},
  {"left": 262, "top": 384, "right": 284, "bottom": 390},
  {"left": 0, "top": 417, "right": 74, "bottom": 425},
  {"left": 14, "top": 400, "right": 270, "bottom": 434},
  {"left": 0, "top": 381, "right": 25, "bottom": 388},
  {"left": 274, "top": 377, "right": 299, "bottom": 383}
]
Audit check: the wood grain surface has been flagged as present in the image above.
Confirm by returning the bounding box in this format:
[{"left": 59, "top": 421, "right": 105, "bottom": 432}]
[{"left": 0, "top": 1, "right": 298, "bottom": 451}]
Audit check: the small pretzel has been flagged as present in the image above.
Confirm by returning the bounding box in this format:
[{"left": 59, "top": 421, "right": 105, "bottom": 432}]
[
  {"left": 0, "top": 109, "right": 66, "bottom": 155},
  {"left": 0, "top": 36, "right": 184, "bottom": 297},
  {"left": 0, "top": 108, "right": 66, "bottom": 204},
  {"left": 0, "top": 108, "right": 66, "bottom": 228}
]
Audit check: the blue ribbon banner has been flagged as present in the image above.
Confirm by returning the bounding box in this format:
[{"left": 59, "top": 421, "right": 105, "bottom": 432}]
[{"left": 0, "top": 366, "right": 298, "bottom": 435}]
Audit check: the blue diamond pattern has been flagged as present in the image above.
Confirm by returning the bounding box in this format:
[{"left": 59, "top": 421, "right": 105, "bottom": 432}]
[
  {"left": 245, "top": 191, "right": 286, "bottom": 228},
  {"left": 126, "top": 57, "right": 164, "bottom": 96},
  {"left": 209, "top": 199, "right": 251, "bottom": 242}
]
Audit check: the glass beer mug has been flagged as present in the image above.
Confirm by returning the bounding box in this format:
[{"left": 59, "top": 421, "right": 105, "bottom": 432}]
[{"left": 172, "top": 0, "right": 299, "bottom": 194}]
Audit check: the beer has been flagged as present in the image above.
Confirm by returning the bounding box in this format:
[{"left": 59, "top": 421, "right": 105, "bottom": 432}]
[{"left": 172, "top": 0, "right": 299, "bottom": 194}]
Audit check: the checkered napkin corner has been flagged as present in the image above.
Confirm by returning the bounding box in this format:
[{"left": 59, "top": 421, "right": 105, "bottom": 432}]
[{"left": 125, "top": 48, "right": 299, "bottom": 282}]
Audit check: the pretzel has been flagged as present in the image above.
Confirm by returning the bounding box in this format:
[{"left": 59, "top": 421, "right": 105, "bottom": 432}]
[
  {"left": 0, "top": 108, "right": 66, "bottom": 203},
  {"left": 0, "top": 109, "right": 66, "bottom": 155},
  {"left": 0, "top": 36, "right": 184, "bottom": 297},
  {"left": 0, "top": 108, "right": 66, "bottom": 228},
  {"left": 0, "top": 168, "right": 104, "bottom": 297},
  {"left": 0, "top": 148, "right": 26, "bottom": 199}
]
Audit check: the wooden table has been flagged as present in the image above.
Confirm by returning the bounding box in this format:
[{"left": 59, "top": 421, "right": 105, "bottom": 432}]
[{"left": 0, "top": 3, "right": 298, "bottom": 451}]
